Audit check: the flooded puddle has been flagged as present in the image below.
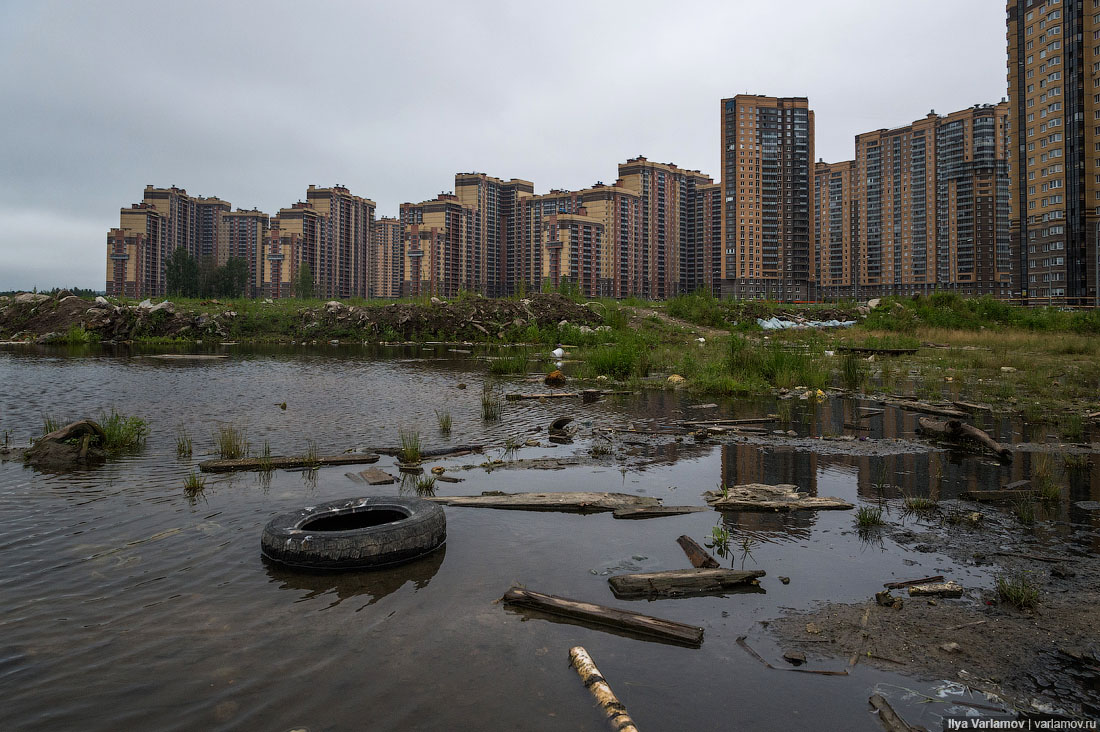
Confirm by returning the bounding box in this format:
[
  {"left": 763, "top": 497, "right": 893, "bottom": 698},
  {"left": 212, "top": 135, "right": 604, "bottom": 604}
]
[{"left": 2, "top": 344, "right": 1098, "bottom": 730}]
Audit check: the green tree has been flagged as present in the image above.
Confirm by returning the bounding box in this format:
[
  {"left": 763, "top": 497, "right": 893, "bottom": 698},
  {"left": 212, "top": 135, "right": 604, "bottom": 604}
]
[
  {"left": 166, "top": 247, "right": 199, "bottom": 297},
  {"left": 294, "top": 263, "right": 314, "bottom": 299},
  {"left": 221, "top": 257, "right": 250, "bottom": 297}
]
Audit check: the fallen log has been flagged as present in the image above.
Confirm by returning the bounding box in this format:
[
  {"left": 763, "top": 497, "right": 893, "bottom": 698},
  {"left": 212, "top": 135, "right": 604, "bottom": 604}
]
[
  {"left": 676, "top": 535, "right": 720, "bottom": 568},
  {"left": 889, "top": 400, "right": 969, "bottom": 419},
  {"left": 505, "top": 392, "right": 579, "bottom": 401},
  {"left": 907, "top": 581, "right": 963, "bottom": 598},
  {"left": 500, "top": 587, "right": 704, "bottom": 647},
  {"left": 916, "top": 417, "right": 1012, "bottom": 461},
  {"left": 612, "top": 506, "right": 708, "bottom": 520},
  {"left": 884, "top": 575, "right": 944, "bottom": 589},
  {"left": 199, "top": 453, "right": 379, "bottom": 473},
  {"left": 427, "top": 491, "right": 660, "bottom": 512},
  {"left": 568, "top": 647, "right": 639, "bottom": 732},
  {"left": 869, "top": 693, "right": 924, "bottom": 732},
  {"left": 703, "top": 484, "right": 854, "bottom": 512},
  {"left": 608, "top": 568, "right": 764, "bottom": 599},
  {"left": 953, "top": 400, "right": 992, "bottom": 414}
]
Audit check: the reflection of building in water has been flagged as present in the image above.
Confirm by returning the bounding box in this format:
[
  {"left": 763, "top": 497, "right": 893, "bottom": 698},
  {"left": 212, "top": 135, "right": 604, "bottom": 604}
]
[{"left": 718, "top": 443, "right": 820, "bottom": 538}]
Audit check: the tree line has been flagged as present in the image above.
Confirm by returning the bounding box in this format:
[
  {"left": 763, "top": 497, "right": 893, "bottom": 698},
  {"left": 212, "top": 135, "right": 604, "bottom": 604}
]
[{"left": 165, "top": 248, "right": 314, "bottom": 298}]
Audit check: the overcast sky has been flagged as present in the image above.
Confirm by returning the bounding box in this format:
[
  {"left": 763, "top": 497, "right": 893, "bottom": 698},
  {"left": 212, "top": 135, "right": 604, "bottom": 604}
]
[{"left": 0, "top": 0, "right": 1007, "bottom": 291}]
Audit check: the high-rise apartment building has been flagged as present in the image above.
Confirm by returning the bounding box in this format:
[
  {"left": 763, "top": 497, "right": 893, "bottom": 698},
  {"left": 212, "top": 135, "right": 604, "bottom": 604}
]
[
  {"left": 540, "top": 213, "right": 605, "bottom": 295},
  {"left": 853, "top": 104, "right": 1012, "bottom": 298},
  {"left": 812, "top": 160, "right": 858, "bottom": 299},
  {"left": 221, "top": 209, "right": 269, "bottom": 296},
  {"left": 304, "top": 185, "right": 375, "bottom": 299},
  {"left": 455, "top": 174, "right": 533, "bottom": 296},
  {"left": 399, "top": 194, "right": 471, "bottom": 297},
  {"left": 720, "top": 95, "right": 815, "bottom": 300},
  {"left": 371, "top": 217, "right": 404, "bottom": 298},
  {"left": 1008, "top": 0, "right": 1099, "bottom": 304},
  {"left": 617, "top": 157, "right": 714, "bottom": 299}
]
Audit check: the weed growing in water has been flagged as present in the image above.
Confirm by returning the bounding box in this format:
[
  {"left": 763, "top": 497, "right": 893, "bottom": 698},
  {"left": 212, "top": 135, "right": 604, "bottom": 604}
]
[
  {"left": 414, "top": 474, "right": 437, "bottom": 497},
  {"left": 1064, "top": 453, "right": 1091, "bottom": 472},
  {"left": 903, "top": 494, "right": 938, "bottom": 513},
  {"left": 97, "top": 409, "right": 149, "bottom": 452},
  {"left": 737, "top": 535, "right": 757, "bottom": 570},
  {"left": 183, "top": 471, "right": 206, "bottom": 495},
  {"left": 257, "top": 440, "right": 274, "bottom": 472},
  {"left": 1012, "top": 498, "right": 1036, "bottom": 525},
  {"left": 41, "top": 414, "right": 66, "bottom": 437},
  {"left": 215, "top": 424, "right": 249, "bottom": 459},
  {"left": 501, "top": 436, "right": 521, "bottom": 460},
  {"left": 398, "top": 429, "right": 421, "bottom": 464},
  {"left": 841, "top": 353, "right": 867, "bottom": 391},
  {"left": 435, "top": 409, "right": 452, "bottom": 435},
  {"left": 175, "top": 428, "right": 193, "bottom": 458},
  {"left": 706, "top": 523, "right": 732, "bottom": 556},
  {"left": 855, "top": 505, "right": 885, "bottom": 528},
  {"left": 1060, "top": 413, "right": 1085, "bottom": 441},
  {"left": 481, "top": 383, "right": 503, "bottom": 421},
  {"left": 488, "top": 349, "right": 529, "bottom": 375},
  {"left": 996, "top": 574, "right": 1039, "bottom": 610},
  {"left": 1032, "top": 452, "right": 1059, "bottom": 503}
]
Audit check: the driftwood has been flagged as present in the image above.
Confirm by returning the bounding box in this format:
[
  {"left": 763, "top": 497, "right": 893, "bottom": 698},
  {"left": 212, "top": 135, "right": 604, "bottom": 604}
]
[
  {"left": 612, "top": 506, "right": 708, "bottom": 520},
  {"left": 434, "top": 474, "right": 463, "bottom": 483},
  {"left": 838, "top": 346, "right": 918, "bottom": 356},
  {"left": 676, "top": 535, "right": 720, "bottom": 568},
  {"left": 678, "top": 417, "right": 771, "bottom": 427},
  {"left": 703, "top": 484, "right": 854, "bottom": 512},
  {"left": 916, "top": 417, "right": 1012, "bottom": 460},
  {"left": 501, "top": 587, "right": 704, "bottom": 646},
  {"left": 608, "top": 568, "right": 764, "bottom": 598},
  {"left": 869, "top": 693, "right": 925, "bottom": 732},
  {"left": 953, "top": 400, "right": 993, "bottom": 414},
  {"left": 736, "top": 636, "right": 849, "bottom": 676},
  {"left": 884, "top": 575, "right": 944, "bottom": 589},
  {"left": 568, "top": 647, "right": 638, "bottom": 732},
  {"left": 427, "top": 491, "right": 660, "bottom": 512},
  {"left": 889, "top": 400, "right": 969, "bottom": 419},
  {"left": 199, "top": 453, "right": 379, "bottom": 473},
  {"left": 907, "top": 581, "right": 963, "bottom": 597}
]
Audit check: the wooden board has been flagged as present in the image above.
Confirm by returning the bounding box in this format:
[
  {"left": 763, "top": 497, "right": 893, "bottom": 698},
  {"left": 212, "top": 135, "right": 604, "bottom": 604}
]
[
  {"left": 500, "top": 587, "right": 704, "bottom": 647},
  {"left": 199, "top": 453, "right": 379, "bottom": 473},
  {"left": 358, "top": 467, "right": 396, "bottom": 485},
  {"left": 676, "top": 535, "right": 720, "bottom": 568},
  {"left": 608, "top": 569, "right": 765, "bottom": 599},
  {"left": 611, "top": 506, "right": 709, "bottom": 520},
  {"left": 427, "top": 491, "right": 660, "bottom": 512},
  {"left": 703, "top": 484, "right": 853, "bottom": 512}
]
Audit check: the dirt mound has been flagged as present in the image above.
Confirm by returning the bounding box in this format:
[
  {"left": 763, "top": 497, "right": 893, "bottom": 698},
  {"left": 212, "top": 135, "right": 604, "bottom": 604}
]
[{"left": 0, "top": 293, "right": 603, "bottom": 343}]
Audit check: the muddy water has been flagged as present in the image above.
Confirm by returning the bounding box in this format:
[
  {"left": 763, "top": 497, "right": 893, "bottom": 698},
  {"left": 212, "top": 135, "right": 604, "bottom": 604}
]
[{"left": 1, "top": 344, "right": 1098, "bottom": 731}]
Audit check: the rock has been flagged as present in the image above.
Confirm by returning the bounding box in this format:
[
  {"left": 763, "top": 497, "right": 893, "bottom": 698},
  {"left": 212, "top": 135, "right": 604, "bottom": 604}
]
[
  {"left": 805, "top": 622, "right": 822, "bottom": 635},
  {"left": 138, "top": 299, "right": 154, "bottom": 309},
  {"left": 430, "top": 297, "right": 443, "bottom": 305},
  {"left": 867, "top": 298, "right": 881, "bottom": 309},
  {"left": 148, "top": 300, "right": 174, "bottom": 314},
  {"left": 54, "top": 289, "right": 74, "bottom": 300},
  {"left": 940, "top": 642, "right": 962, "bottom": 654},
  {"left": 1074, "top": 501, "right": 1100, "bottom": 511},
  {"left": 24, "top": 419, "right": 107, "bottom": 471},
  {"left": 544, "top": 369, "right": 566, "bottom": 387},
  {"left": 35, "top": 332, "right": 61, "bottom": 344},
  {"left": 779, "top": 576, "right": 790, "bottom": 585},
  {"left": 667, "top": 374, "right": 686, "bottom": 385},
  {"left": 875, "top": 590, "right": 896, "bottom": 607},
  {"left": 782, "top": 651, "right": 806, "bottom": 666},
  {"left": 15, "top": 293, "right": 49, "bottom": 304},
  {"left": 1000, "top": 366, "right": 1017, "bottom": 373},
  {"left": 457, "top": 383, "right": 467, "bottom": 389}
]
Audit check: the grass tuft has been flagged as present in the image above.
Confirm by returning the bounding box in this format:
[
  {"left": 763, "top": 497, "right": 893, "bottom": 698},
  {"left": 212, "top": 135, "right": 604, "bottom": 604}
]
[
  {"left": 435, "top": 409, "right": 452, "bottom": 435},
  {"left": 398, "top": 428, "right": 421, "bottom": 464},
  {"left": 1012, "top": 497, "right": 1036, "bottom": 525},
  {"left": 176, "top": 428, "right": 193, "bottom": 458},
  {"left": 903, "top": 494, "right": 938, "bottom": 513},
  {"left": 481, "top": 384, "right": 503, "bottom": 421},
  {"left": 97, "top": 409, "right": 149, "bottom": 452},
  {"left": 855, "top": 505, "right": 885, "bottom": 528},
  {"left": 215, "top": 424, "right": 249, "bottom": 459},
  {"left": 996, "top": 574, "right": 1039, "bottom": 610},
  {"left": 488, "top": 350, "right": 529, "bottom": 375},
  {"left": 183, "top": 471, "right": 206, "bottom": 496},
  {"left": 414, "top": 474, "right": 437, "bottom": 497}
]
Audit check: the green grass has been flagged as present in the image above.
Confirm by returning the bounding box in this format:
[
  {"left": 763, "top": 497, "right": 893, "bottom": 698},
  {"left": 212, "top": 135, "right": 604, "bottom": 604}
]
[
  {"left": 583, "top": 340, "right": 648, "bottom": 380},
  {"left": 727, "top": 336, "right": 828, "bottom": 390},
  {"left": 996, "top": 574, "right": 1040, "bottom": 610},
  {"left": 61, "top": 324, "right": 99, "bottom": 345},
  {"left": 258, "top": 440, "right": 274, "bottom": 472},
  {"left": 398, "top": 428, "right": 421, "bottom": 464},
  {"left": 41, "top": 414, "right": 66, "bottom": 436},
  {"left": 706, "top": 524, "right": 732, "bottom": 554},
  {"left": 183, "top": 471, "right": 206, "bottom": 495},
  {"left": 1064, "top": 453, "right": 1091, "bottom": 472},
  {"left": 413, "top": 474, "right": 437, "bottom": 497},
  {"left": 665, "top": 291, "right": 729, "bottom": 328},
  {"left": 862, "top": 292, "right": 1100, "bottom": 334},
  {"left": 841, "top": 353, "right": 867, "bottom": 391},
  {"left": 855, "top": 505, "right": 885, "bottom": 528},
  {"left": 175, "top": 428, "right": 193, "bottom": 458},
  {"left": 1012, "top": 498, "right": 1036, "bottom": 525},
  {"left": 435, "top": 409, "right": 452, "bottom": 434},
  {"left": 215, "top": 424, "right": 249, "bottom": 459},
  {"left": 481, "top": 385, "right": 503, "bottom": 421},
  {"left": 488, "top": 350, "right": 529, "bottom": 375},
  {"left": 903, "top": 495, "right": 938, "bottom": 513},
  {"left": 501, "top": 436, "right": 521, "bottom": 460},
  {"left": 97, "top": 409, "right": 149, "bottom": 452}
]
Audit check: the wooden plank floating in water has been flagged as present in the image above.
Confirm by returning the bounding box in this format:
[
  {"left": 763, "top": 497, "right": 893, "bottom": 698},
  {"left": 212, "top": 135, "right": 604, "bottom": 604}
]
[
  {"left": 611, "top": 506, "right": 709, "bottom": 520},
  {"left": 358, "top": 467, "right": 396, "bottom": 485},
  {"left": 428, "top": 491, "right": 660, "bottom": 512},
  {"left": 505, "top": 392, "right": 579, "bottom": 401},
  {"left": 199, "top": 453, "right": 379, "bottom": 473},
  {"left": 888, "top": 400, "right": 969, "bottom": 419},
  {"left": 608, "top": 568, "right": 764, "bottom": 599},
  {"left": 500, "top": 587, "right": 704, "bottom": 647},
  {"left": 676, "top": 535, "right": 720, "bottom": 568},
  {"left": 703, "top": 484, "right": 854, "bottom": 512},
  {"left": 145, "top": 354, "right": 229, "bottom": 360},
  {"left": 367, "top": 444, "right": 484, "bottom": 458}
]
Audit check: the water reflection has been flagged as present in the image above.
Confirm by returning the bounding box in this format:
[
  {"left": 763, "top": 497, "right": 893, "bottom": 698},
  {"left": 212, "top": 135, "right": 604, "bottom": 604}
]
[{"left": 263, "top": 544, "right": 446, "bottom": 611}]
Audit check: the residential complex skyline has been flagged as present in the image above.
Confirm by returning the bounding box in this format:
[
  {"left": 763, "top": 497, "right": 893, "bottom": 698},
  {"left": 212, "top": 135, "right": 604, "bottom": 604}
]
[{"left": 100, "top": 2, "right": 1098, "bottom": 305}]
